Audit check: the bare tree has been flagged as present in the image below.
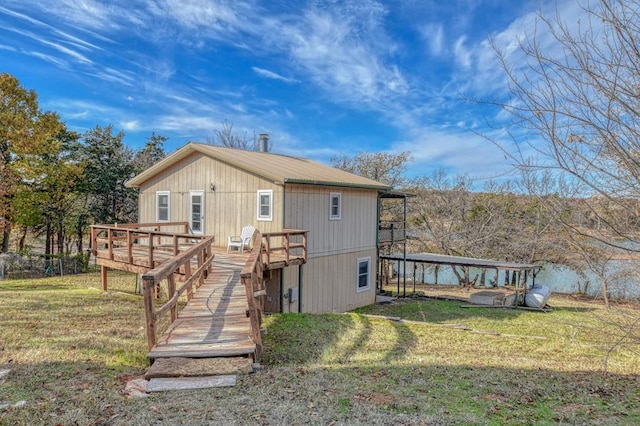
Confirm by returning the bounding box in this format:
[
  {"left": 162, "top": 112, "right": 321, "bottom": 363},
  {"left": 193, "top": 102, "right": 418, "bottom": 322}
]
[
  {"left": 482, "top": 0, "right": 640, "bottom": 308},
  {"left": 208, "top": 120, "right": 271, "bottom": 152},
  {"left": 492, "top": 0, "right": 640, "bottom": 255},
  {"left": 331, "top": 151, "right": 412, "bottom": 189}
]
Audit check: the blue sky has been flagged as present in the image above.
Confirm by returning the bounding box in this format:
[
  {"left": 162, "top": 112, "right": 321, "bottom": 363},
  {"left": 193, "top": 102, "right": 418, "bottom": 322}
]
[{"left": 0, "top": 0, "right": 582, "bottom": 182}]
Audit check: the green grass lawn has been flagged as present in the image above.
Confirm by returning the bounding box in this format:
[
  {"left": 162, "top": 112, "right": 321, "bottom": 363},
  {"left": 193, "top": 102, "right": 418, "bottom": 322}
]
[{"left": 1, "top": 272, "right": 639, "bottom": 425}]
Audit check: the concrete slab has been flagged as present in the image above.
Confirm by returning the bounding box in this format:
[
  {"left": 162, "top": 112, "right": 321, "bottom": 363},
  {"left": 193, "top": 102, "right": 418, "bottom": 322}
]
[
  {"left": 504, "top": 294, "right": 516, "bottom": 306},
  {"left": 145, "top": 357, "right": 254, "bottom": 380},
  {"left": 147, "top": 375, "right": 237, "bottom": 392},
  {"left": 0, "top": 369, "right": 10, "bottom": 380},
  {"left": 376, "top": 294, "right": 395, "bottom": 304},
  {"left": 470, "top": 291, "right": 505, "bottom": 306}
]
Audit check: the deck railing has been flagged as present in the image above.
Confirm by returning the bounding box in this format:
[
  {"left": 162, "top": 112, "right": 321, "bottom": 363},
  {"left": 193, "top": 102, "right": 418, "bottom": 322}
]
[
  {"left": 238, "top": 229, "right": 308, "bottom": 359},
  {"left": 378, "top": 221, "right": 406, "bottom": 245},
  {"left": 241, "top": 231, "right": 267, "bottom": 359},
  {"left": 140, "top": 236, "right": 215, "bottom": 350},
  {"left": 260, "top": 229, "right": 308, "bottom": 267},
  {"left": 91, "top": 222, "right": 204, "bottom": 272}
]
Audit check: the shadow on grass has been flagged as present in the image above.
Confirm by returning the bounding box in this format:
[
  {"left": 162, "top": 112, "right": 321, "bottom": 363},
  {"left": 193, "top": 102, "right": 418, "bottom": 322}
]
[
  {"left": 1, "top": 359, "right": 639, "bottom": 425},
  {"left": 0, "top": 270, "right": 140, "bottom": 294},
  {"left": 0, "top": 280, "right": 81, "bottom": 292},
  {"left": 261, "top": 314, "right": 355, "bottom": 365},
  {"left": 353, "top": 297, "right": 596, "bottom": 325},
  {"left": 245, "top": 362, "right": 640, "bottom": 425},
  {"left": 0, "top": 359, "right": 146, "bottom": 426},
  {"left": 262, "top": 313, "right": 418, "bottom": 366}
]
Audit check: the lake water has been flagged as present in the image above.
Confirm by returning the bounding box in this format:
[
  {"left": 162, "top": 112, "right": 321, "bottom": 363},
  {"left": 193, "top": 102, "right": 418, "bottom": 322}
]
[{"left": 392, "top": 259, "right": 640, "bottom": 300}]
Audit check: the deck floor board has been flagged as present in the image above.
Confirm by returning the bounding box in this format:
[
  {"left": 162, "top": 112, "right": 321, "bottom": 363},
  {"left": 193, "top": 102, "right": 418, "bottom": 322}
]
[{"left": 147, "top": 250, "right": 256, "bottom": 360}]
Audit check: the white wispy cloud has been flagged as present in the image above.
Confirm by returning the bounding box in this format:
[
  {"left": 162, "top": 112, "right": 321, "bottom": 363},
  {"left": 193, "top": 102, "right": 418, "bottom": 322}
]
[
  {"left": 26, "top": 50, "right": 68, "bottom": 67},
  {"left": 278, "top": 4, "right": 407, "bottom": 106},
  {"left": 453, "top": 35, "right": 472, "bottom": 69},
  {"left": 47, "top": 0, "right": 137, "bottom": 32},
  {"left": 393, "top": 128, "right": 517, "bottom": 181},
  {"left": 420, "top": 23, "right": 444, "bottom": 56},
  {"left": 252, "top": 67, "right": 298, "bottom": 84},
  {"left": 0, "top": 5, "right": 102, "bottom": 51},
  {"left": 121, "top": 120, "right": 140, "bottom": 131},
  {"left": 154, "top": 0, "right": 247, "bottom": 32},
  {"left": 40, "top": 38, "right": 92, "bottom": 63},
  {"left": 88, "top": 67, "right": 135, "bottom": 86}
]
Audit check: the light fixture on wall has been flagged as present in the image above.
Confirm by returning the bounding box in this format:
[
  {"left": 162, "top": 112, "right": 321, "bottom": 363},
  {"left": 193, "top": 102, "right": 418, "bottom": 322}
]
[{"left": 209, "top": 183, "right": 215, "bottom": 192}]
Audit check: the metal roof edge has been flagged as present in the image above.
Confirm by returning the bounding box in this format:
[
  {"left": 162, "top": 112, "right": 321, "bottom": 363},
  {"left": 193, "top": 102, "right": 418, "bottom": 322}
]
[{"left": 283, "top": 178, "right": 390, "bottom": 191}]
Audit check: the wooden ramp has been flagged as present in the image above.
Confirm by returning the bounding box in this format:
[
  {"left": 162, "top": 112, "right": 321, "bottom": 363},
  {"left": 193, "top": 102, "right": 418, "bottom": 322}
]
[{"left": 147, "top": 251, "right": 256, "bottom": 360}]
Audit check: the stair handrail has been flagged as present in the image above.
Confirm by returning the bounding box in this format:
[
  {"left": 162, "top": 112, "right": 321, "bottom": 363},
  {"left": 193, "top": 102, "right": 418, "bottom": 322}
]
[
  {"left": 240, "top": 231, "right": 266, "bottom": 359},
  {"left": 140, "top": 235, "right": 215, "bottom": 350}
]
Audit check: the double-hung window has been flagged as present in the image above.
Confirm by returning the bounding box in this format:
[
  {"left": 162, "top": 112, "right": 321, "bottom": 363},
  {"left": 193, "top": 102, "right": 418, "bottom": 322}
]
[
  {"left": 356, "top": 257, "right": 371, "bottom": 292},
  {"left": 257, "top": 189, "right": 273, "bottom": 221},
  {"left": 156, "top": 191, "right": 170, "bottom": 222},
  {"left": 329, "top": 192, "right": 341, "bottom": 220}
]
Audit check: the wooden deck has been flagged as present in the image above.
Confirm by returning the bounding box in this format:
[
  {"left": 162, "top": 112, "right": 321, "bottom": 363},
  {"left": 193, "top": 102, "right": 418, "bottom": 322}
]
[
  {"left": 90, "top": 223, "right": 307, "bottom": 364},
  {"left": 148, "top": 250, "right": 255, "bottom": 360}
]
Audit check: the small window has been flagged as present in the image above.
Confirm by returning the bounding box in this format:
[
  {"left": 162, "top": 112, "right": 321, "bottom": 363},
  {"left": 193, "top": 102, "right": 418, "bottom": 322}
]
[
  {"left": 257, "top": 189, "right": 273, "bottom": 221},
  {"left": 157, "top": 191, "right": 170, "bottom": 222},
  {"left": 356, "top": 257, "right": 371, "bottom": 292},
  {"left": 329, "top": 192, "right": 341, "bottom": 220}
]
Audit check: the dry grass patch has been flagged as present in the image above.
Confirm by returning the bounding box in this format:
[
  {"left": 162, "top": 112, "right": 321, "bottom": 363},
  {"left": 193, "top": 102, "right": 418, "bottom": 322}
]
[{"left": 1, "top": 273, "right": 639, "bottom": 425}]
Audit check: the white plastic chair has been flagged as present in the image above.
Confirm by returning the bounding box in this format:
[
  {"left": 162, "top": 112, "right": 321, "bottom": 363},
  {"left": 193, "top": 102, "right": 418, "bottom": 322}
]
[{"left": 227, "top": 225, "right": 255, "bottom": 253}]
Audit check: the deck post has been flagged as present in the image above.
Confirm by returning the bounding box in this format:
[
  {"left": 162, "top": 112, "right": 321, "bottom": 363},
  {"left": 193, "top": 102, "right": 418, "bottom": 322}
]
[
  {"left": 148, "top": 231, "right": 154, "bottom": 268},
  {"left": 107, "top": 228, "right": 114, "bottom": 260},
  {"left": 167, "top": 275, "right": 177, "bottom": 322},
  {"left": 302, "top": 232, "right": 308, "bottom": 262},
  {"left": 101, "top": 265, "right": 108, "bottom": 291},
  {"left": 142, "top": 276, "right": 157, "bottom": 350},
  {"left": 185, "top": 260, "right": 193, "bottom": 301},
  {"left": 90, "top": 226, "right": 97, "bottom": 256},
  {"left": 284, "top": 233, "right": 290, "bottom": 264},
  {"left": 127, "top": 230, "right": 133, "bottom": 265}
]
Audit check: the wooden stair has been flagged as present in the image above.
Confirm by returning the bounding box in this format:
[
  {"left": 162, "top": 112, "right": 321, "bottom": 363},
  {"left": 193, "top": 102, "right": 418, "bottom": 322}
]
[{"left": 147, "top": 252, "right": 256, "bottom": 360}]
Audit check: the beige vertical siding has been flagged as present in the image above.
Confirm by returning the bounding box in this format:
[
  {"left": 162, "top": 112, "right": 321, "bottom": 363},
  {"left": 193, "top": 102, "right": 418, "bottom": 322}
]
[
  {"left": 283, "top": 184, "right": 379, "bottom": 313},
  {"left": 283, "top": 249, "right": 377, "bottom": 313},
  {"left": 137, "top": 152, "right": 284, "bottom": 246},
  {"left": 284, "top": 184, "right": 377, "bottom": 255},
  {"left": 281, "top": 266, "right": 300, "bottom": 313}
]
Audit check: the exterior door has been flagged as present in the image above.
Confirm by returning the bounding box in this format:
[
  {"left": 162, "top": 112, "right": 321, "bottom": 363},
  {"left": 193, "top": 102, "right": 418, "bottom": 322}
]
[{"left": 190, "top": 191, "right": 204, "bottom": 235}]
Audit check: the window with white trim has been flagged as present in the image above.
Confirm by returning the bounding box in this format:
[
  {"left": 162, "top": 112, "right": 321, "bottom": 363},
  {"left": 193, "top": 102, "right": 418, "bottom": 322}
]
[
  {"left": 356, "top": 257, "right": 371, "bottom": 292},
  {"left": 257, "top": 189, "right": 273, "bottom": 221},
  {"left": 329, "top": 192, "right": 341, "bottom": 220},
  {"left": 156, "top": 191, "right": 170, "bottom": 222}
]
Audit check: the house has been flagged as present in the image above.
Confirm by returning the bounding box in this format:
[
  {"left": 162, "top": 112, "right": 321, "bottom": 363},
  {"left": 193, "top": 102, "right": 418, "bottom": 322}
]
[{"left": 126, "top": 142, "right": 391, "bottom": 314}]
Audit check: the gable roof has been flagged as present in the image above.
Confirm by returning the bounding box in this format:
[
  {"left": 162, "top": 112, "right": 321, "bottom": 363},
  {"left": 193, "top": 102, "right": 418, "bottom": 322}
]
[{"left": 126, "top": 142, "right": 391, "bottom": 190}]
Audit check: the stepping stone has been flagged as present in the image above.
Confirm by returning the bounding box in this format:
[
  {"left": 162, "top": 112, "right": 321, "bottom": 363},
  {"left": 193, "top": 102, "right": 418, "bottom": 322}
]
[
  {"left": 147, "top": 375, "right": 236, "bottom": 392},
  {"left": 145, "top": 356, "right": 253, "bottom": 380}
]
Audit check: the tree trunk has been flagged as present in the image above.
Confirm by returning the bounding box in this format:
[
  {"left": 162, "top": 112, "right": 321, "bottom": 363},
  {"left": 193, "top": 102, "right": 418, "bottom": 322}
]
[
  {"left": 1, "top": 224, "right": 10, "bottom": 253},
  {"left": 57, "top": 216, "right": 64, "bottom": 255},
  {"left": 18, "top": 227, "right": 27, "bottom": 252},
  {"left": 452, "top": 266, "right": 466, "bottom": 286},
  {"left": 45, "top": 217, "right": 52, "bottom": 268}
]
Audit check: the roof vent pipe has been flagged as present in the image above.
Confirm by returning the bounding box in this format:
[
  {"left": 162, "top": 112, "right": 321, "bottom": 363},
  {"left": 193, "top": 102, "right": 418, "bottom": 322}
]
[{"left": 259, "top": 133, "right": 269, "bottom": 152}]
